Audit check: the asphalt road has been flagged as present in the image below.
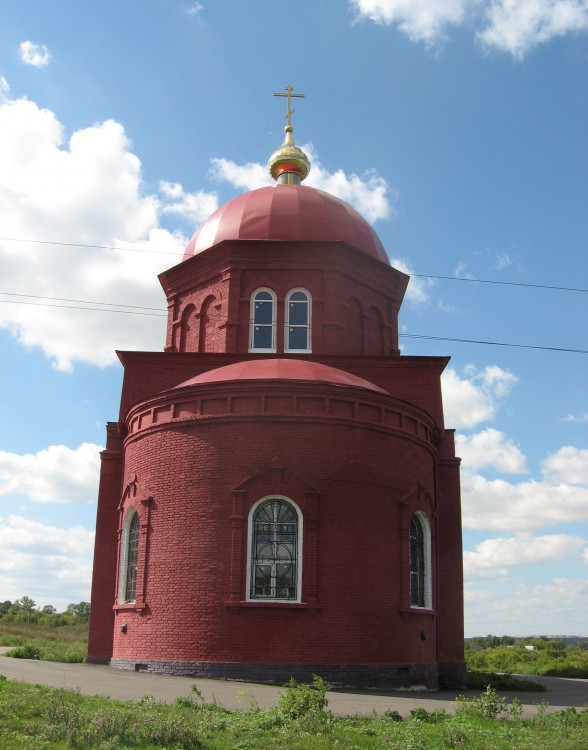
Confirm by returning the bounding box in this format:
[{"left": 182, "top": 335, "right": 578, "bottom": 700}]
[{"left": 0, "top": 648, "right": 586, "bottom": 717}]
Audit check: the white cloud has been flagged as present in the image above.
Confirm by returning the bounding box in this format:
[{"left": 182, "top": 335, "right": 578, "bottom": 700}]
[
  {"left": 465, "top": 577, "right": 588, "bottom": 635},
  {"left": 541, "top": 445, "right": 588, "bottom": 485},
  {"left": 159, "top": 181, "right": 219, "bottom": 223},
  {"left": 0, "top": 443, "right": 101, "bottom": 504},
  {"left": 209, "top": 157, "right": 271, "bottom": 192},
  {"left": 478, "top": 0, "right": 588, "bottom": 58},
  {"left": 464, "top": 533, "right": 585, "bottom": 580},
  {"left": 456, "top": 428, "right": 528, "bottom": 473},
  {"left": 0, "top": 515, "right": 94, "bottom": 608},
  {"left": 351, "top": 0, "right": 588, "bottom": 57},
  {"left": 0, "top": 77, "right": 9, "bottom": 101},
  {"left": 492, "top": 251, "right": 512, "bottom": 270},
  {"left": 461, "top": 469, "right": 588, "bottom": 531},
  {"left": 186, "top": 2, "right": 205, "bottom": 14},
  {"left": 391, "top": 257, "right": 435, "bottom": 304},
  {"left": 562, "top": 412, "right": 588, "bottom": 423},
  {"left": 0, "top": 88, "right": 215, "bottom": 369},
  {"left": 442, "top": 365, "right": 518, "bottom": 429},
  {"left": 210, "top": 144, "right": 395, "bottom": 224},
  {"left": 19, "top": 40, "right": 51, "bottom": 68},
  {"left": 351, "top": 0, "right": 472, "bottom": 45}
]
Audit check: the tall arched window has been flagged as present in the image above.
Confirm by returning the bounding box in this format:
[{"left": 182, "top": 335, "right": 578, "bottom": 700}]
[
  {"left": 119, "top": 510, "right": 140, "bottom": 604},
  {"left": 409, "top": 512, "right": 432, "bottom": 609},
  {"left": 249, "top": 289, "right": 276, "bottom": 352},
  {"left": 285, "top": 289, "right": 311, "bottom": 353},
  {"left": 247, "top": 498, "right": 302, "bottom": 601}
]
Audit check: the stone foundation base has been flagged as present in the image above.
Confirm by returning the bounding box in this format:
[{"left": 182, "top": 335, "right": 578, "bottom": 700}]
[{"left": 110, "top": 659, "right": 439, "bottom": 690}]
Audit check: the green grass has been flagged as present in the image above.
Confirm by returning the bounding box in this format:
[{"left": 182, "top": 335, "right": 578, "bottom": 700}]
[
  {"left": 0, "top": 620, "right": 88, "bottom": 663},
  {"left": 0, "top": 674, "right": 586, "bottom": 750}
]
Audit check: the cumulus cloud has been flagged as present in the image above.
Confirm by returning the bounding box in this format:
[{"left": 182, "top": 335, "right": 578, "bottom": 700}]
[
  {"left": 478, "top": 0, "right": 588, "bottom": 58},
  {"left": 442, "top": 364, "right": 518, "bottom": 429},
  {"left": 159, "top": 181, "right": 219, "bottom": 223},
  {"left": 391, "top": 257, "right": 435, "bottom": 304},
  {"left": 0, "top": 515, "right": 94, "bottom": 607},
  {"left": 210, "top": 144, "right": 395, "bottom": 224},
  {"left": 456, "top": 428, "right": 528, "bottom": 473},
  {"left": 461, "top": 469, "right": 588, "bottom": 531},
  {"left": 465, "top": 577, "right": 588, "bottom": 635},
  {"left": 351, "top": 0, "right": 472, "bottom": 45},
  {"left": 0, "top": 88, "right": 216, "bottom": 369},
  {"left": 464, "top": 533, "right": 585, "bottom": 580},
  {"left": 19, "top": 41, "right": 52, "bottom": 68},
  {"left": 541, "top": 445, "right": 588, "bottom": 485},
  {"left": 0, "top": 443, "right": 101, "bottom": 504},
  {"left": 351, "top": 0, "right": 588, "bottom": 57}
]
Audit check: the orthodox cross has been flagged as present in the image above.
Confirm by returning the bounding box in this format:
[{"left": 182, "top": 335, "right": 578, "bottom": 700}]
[{"left": 274, "top": 85, "right": 305, "bottom": 127}]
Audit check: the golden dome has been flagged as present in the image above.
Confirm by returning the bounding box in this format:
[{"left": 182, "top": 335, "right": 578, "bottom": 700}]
[{"left": 268, "top": 125, "right": 311, "bottom": 184}]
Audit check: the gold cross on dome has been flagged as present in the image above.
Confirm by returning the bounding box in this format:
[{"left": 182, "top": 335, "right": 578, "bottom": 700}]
[{"left": 274, "top": 85, "right": 305, "bottom": 127}]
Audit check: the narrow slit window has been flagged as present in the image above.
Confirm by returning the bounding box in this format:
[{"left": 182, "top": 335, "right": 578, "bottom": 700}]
[{"left": 119, "top": 511, "right": 140, "bottom": 604}]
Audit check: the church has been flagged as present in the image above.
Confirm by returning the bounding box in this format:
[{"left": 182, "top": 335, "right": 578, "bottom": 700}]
[{"left": 87, "top": 88, "right": 466, "bottom": 690}]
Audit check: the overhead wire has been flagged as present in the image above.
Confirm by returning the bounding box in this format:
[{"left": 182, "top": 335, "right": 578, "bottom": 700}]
[{"left": 0, "top": 235, "right": 587, "bottom": 293}]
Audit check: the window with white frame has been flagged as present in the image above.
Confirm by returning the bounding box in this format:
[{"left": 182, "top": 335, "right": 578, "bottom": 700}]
[
  {"left": 249, "top": 288, "right": 277, "bottom": 352},
  {"left": 247, "top": 497, "right": 302, "bottom": 601},
  {"left": 285, "top": 288, "right": 311, "bottom": 352},
  {"left": 409, "top": 512, "right": 432, "bottom": 609},
  {"left": 119, "top": 510, "right": 140, "bottom": 604}
]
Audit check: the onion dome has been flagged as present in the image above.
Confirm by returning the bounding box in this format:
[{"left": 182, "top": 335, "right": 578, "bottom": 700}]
[
  {"left": 268, "top": 125, "right": 310, "bottom": 184},
  {"left": 174, "top": 359, "right": 387, "bottom": 394}
]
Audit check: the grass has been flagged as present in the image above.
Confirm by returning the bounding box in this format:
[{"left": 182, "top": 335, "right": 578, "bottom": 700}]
[
  {"left": 0, "top": 674, "right": 586, "bottom": 750},
  {"left": 0, "top": 620, "right": 88, "bottom": 663}
]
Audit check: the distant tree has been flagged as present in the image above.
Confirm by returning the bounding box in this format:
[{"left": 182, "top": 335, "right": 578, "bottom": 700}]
[
  {"left": 0, "top": 600, "right": 12, "bottom": 615},
  {"left": 11, "top": 596, "right": 37, "bottom": 614},
  {"left": 65, "top": 601, "right": 91, "bottom": 620},
  {"left": 41, "top": 605, "right": 57, "bottom": 615}
]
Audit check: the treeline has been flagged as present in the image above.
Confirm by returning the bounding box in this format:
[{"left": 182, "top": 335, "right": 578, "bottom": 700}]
[
  {"left": 0, "top": 596, "right": 90, "bottom": 627},
  {"left": 465, "top": 635, "right": 588, "bottom": 678}
]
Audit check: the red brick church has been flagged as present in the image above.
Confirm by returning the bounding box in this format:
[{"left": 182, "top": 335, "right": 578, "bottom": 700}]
[{"left": 87, "top": 90, "right": 466, "bottom": 689}]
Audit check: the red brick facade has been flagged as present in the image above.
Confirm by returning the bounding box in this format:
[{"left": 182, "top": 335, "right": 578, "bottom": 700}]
[{"left": 87, "top": 183, "right": 466, "bottom": 689}]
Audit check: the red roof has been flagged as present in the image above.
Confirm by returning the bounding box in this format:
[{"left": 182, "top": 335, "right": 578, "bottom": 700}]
[
  {"left": 174, "top": 359, "right": 387, "bottom": 394},
  {"left": 182, "top": 185, "right": 389, "bottom": 264}
]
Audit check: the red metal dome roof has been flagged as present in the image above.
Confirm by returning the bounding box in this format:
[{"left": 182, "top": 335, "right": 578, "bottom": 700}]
[
  {"left": 174, "top": 359, "right": 387, "bottom": 394},
  {"left": 182, "top": 185, "right": 389, "bottom": 264}
]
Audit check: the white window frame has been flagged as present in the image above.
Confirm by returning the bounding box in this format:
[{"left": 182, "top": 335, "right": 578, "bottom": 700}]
[
  {"left": 118, "top": 509, "right": 139, "bottom": 604},
  {"left": 284, "top": 288, "right": 312, "bottom": 354},
  {"left": 249, "top": 288, "right": 277, "bottom": 353},
  {"left": 409, "top": 511, "right": 432, "bottom": 610},
  {"left": 246, "top": 495, "right": 303, "bottom": 603}
]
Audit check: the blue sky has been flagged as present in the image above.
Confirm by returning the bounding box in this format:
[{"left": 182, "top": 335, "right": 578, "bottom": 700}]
[{"left": 0, "top": 0, "right": 586, "bottom": 636}]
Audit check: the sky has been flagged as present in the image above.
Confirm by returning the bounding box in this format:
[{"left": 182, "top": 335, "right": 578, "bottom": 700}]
[{"left": 0, "top": 0, "right": 586, "bottom": 637}]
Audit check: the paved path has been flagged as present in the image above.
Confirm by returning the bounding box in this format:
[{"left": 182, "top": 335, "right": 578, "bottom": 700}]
[{"left": 0, "top": 649, "right": 586, "bottom": 717}]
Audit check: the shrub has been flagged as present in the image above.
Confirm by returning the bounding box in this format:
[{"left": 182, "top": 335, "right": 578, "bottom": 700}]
[
  {"left": 7, "top": 643, "right": 41, "bottom": 660},
  {"left": 276, "top": 675, "right": 330, "bottom": 720}
]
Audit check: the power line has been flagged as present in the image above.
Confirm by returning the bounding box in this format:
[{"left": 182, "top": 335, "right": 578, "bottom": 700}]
[
  {"left": 0, "top": 295, "right": 584, "bottom": 353},
  {"left": 1, "top": 236, "right": 586, "bottom": 293},
  {"left": 400, "top": 334, "right": 588, "bottom": 354},
  {"left": 0, "top": 291, "right": 165, "bottom": 312},
  {"left": 411, "top": 274, "right": 587, "bottom": 293}
]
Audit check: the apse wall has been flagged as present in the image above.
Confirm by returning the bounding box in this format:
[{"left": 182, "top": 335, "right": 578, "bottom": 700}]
[{"left": 110, "top": 378, "right": 442, "bottom": 688}]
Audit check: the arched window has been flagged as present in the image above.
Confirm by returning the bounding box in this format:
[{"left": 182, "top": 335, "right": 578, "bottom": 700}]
[
  {"left": 247, "top": 498, "right": 302, "bottom": 601},
  {"left": 119, "top": 510, "right": 140, "bottom": 604},
  {"left": 409, "top": 512, "right": 432, "bottom": 609},
  {"left": 285, "top": 289, "right": 311, "bottom": 353},
  {"left": 249, "top": 289, "right": 276, "bottom": 352}
]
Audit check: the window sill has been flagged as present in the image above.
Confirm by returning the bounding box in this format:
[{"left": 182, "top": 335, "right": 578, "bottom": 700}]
[
  {"left": 113, "top": 602, "right": 146, "bottom": 613},
  {"left": 399, "top": 607, "right": 437, "bottom": 617},
  {"left": 225, "top": 601, "right": 321, "bottom": 614}
]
